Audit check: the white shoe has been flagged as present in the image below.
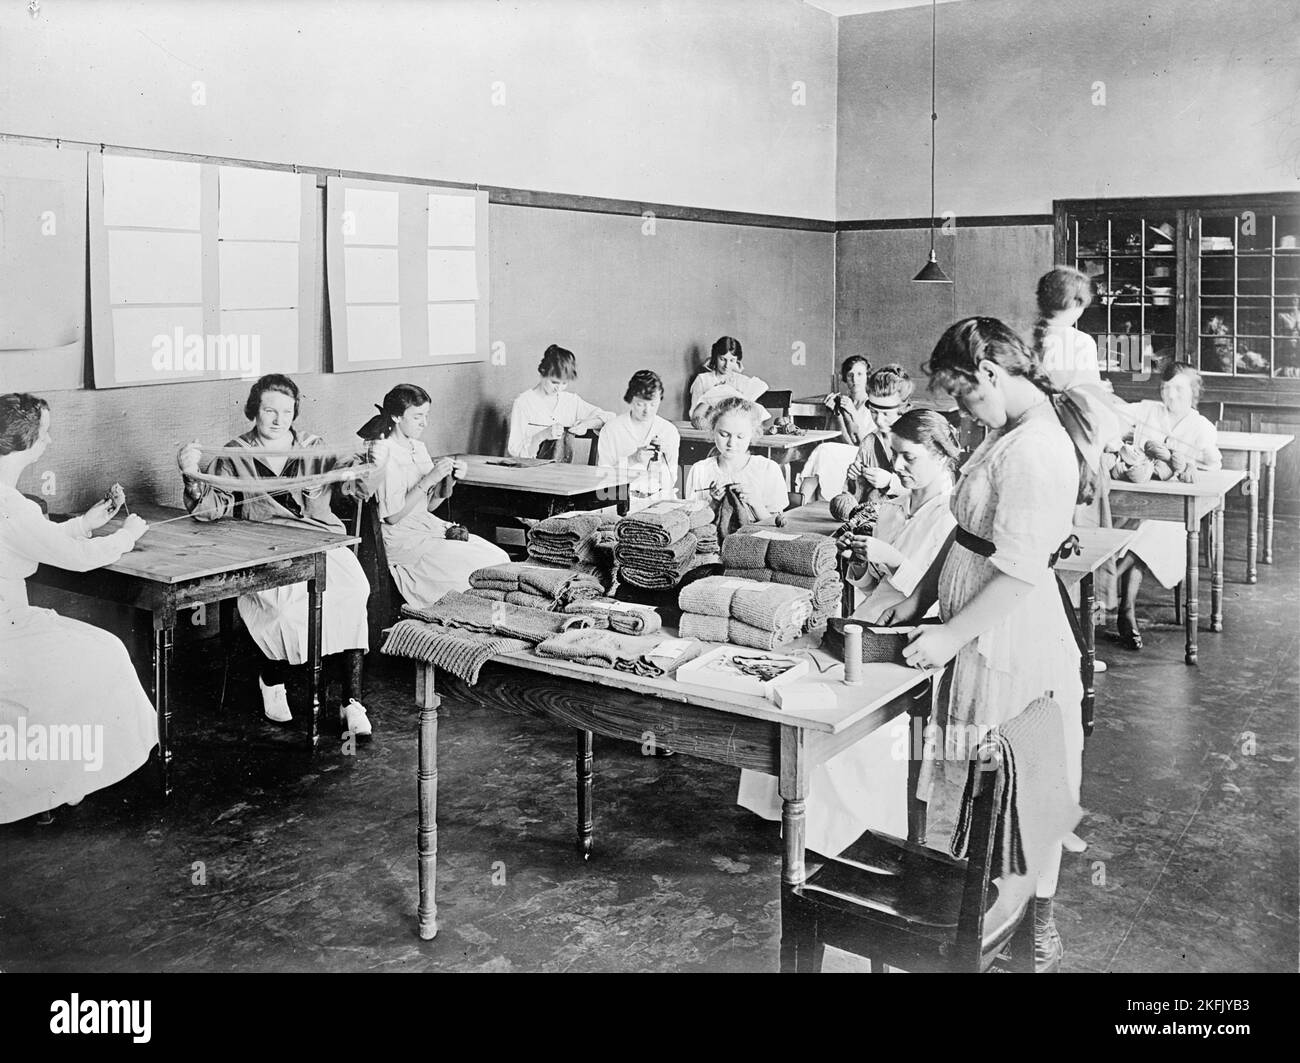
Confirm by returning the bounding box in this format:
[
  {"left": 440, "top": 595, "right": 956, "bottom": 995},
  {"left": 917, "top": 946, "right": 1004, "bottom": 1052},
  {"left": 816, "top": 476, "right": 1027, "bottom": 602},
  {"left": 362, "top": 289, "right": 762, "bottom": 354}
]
[
  {"left": 259, "top": 678, "right": 293, "bottom": 723},
  {"left": 341, "top": 699, "right": 373, "bottom": 739},
  {"left": 1063, "top": 831, "right": 1088, "bottom": 853},
  {"left": 1094, "top": 659, "right": 1108, "bottom": 673}
]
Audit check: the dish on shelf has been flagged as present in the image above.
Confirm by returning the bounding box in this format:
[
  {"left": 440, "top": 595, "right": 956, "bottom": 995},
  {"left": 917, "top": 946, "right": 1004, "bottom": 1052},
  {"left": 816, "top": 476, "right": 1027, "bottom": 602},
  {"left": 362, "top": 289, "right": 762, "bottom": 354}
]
[
  {"left": 1201, "top": 236, "right": 1235, "bottom": 251},
  {"left": 1149, "top": 243, "right": 1174, "bottom": 252}
]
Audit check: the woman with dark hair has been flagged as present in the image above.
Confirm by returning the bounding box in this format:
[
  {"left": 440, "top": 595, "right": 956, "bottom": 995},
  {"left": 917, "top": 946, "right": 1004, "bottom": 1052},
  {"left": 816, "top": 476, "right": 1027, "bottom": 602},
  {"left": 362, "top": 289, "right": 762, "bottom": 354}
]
[
  {"left": 1032, "top": 266, "right": 1103, "bottom": 390},
  {"left": 176, "top": 374, "right": 375, "bottom": 737},
  {"left": 506, "top": 344, "right": 614, "bottom": 459},
  {"left": 824, "top": 354, "right": 874, "bottom": 445},
  {"left": 596, "top": 370, "right": 681, "bottom": 507},
  {"left": 362, "top": 383, "right": 509, "bottom": 609},
  {"left": 879, "top": 317, "right": 1098, "bottom": 972},
  {"left": 1, "top": 393, "right": 156, "bottom": 823},
  {"left": 688, "top": 336, "right": 769, "bottom": 428}
]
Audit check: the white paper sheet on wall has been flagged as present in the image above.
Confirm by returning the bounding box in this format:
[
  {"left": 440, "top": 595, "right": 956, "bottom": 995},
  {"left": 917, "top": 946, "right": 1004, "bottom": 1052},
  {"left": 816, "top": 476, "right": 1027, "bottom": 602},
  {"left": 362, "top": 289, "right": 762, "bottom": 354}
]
[
  {"left": 427, "top": 249, "right": 479, "bottom": 301},
  {"left": 110, "top": 305, "right": 204, "bottom": 383},
  {"left": 427, "top": 302, "right": 477, "bottom": 357},
  {"left": 427, "top": 192, "right": 477, "bottom": 247},
  {"left": 219, "top": 241, "right": 300, "bottom": 309},
  {"left": 343, "top": 187, "right": 399, "bottom": 245},
  {"left": 218, "top": 166, "right": 302, "bottom": 241},
  {"left": 107, "top": 230, "right": 203, "bottom": 305},
  {"left": 344, "top": 247, "right": 400, "bottom": 304},
  {"left": 102, "top": 155, "right": 201, "bottom": 230},
  {"left": 346, "top": 304, "right": 403, "bottom": 362},
  {"left": 219, "top": 308, "right": 300, "bottom": 376}
]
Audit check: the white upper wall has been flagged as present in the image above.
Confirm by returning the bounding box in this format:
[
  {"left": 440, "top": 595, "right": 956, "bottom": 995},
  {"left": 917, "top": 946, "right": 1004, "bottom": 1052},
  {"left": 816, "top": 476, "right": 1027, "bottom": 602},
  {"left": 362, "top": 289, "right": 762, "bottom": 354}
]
[{"left": 0, "top": 0, "right": 838, "bottom": 220}]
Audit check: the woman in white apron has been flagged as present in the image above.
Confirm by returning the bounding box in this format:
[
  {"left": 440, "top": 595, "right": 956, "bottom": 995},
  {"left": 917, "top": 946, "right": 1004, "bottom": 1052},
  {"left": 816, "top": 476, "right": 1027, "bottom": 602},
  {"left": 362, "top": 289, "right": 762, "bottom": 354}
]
[
  {"left": 1, "top": 393, "right": 156, "bottom": 823},
  {"left": 596, "top": 370, "right": 681, "bottom": 510},
  {"left": 177, "top": 375, "right": 374, "bottom": 737}
]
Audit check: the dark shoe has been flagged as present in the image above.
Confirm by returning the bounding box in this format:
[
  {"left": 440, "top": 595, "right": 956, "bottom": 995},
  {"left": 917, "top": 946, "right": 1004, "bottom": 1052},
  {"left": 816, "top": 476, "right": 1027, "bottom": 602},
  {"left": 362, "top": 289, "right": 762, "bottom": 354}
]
[
  {"left": 1033, "top": 898, "right": 1063, "bottom": 973},
  {"left": 1117, "top": 614, "right": 1143, "bottom": 651}
]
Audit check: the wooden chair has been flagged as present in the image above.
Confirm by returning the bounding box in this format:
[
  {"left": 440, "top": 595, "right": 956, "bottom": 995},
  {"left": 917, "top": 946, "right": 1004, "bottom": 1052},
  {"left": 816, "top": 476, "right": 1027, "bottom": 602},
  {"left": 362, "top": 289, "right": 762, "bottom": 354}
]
[
  {"left": 336, "top": 493, "right": 402, "bottom": 651},
  {"left": 785, "top": 747, "right": 1039, "bottom": 973},
  {"left": 758, "top": 389, "right": 793, "bottom": 422}
]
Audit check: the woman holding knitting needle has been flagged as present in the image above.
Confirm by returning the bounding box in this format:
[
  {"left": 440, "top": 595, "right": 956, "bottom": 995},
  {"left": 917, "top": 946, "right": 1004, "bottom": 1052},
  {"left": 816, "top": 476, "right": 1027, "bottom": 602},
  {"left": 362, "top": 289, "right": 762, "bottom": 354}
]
[{"left": 176, "top": 374, "right": 378, "bottom": 736}]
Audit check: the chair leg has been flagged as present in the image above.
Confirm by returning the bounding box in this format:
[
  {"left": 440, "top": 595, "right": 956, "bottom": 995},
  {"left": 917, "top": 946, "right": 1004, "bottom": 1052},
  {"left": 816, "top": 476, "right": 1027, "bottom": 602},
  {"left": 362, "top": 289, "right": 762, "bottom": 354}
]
[{"left": 1006, "top": 900, "right": 1037, "bottom": 974}]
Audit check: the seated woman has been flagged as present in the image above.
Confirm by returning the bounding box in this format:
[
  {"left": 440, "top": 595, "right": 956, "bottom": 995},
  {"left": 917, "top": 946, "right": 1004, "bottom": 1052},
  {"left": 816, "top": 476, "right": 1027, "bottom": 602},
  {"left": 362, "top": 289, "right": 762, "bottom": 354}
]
[
  {"left": 797, "top": 354, "right": 873, "bottom": 503},
  {"left": 688, "top": 336, "right": 770, "bottom": 429},
  {"left": 683, "top": 397, "right": 789, "bottom": 521},
  {"left": 1111, "top": 361, "right": 1222, "bottom": 650},
  {"left": 736, "top": 410, "right": 960, "bottom": 854},
  {"left": 0, "top": 393, "right": 156, "bottom": 824},
  {"left": 176, "top": 374, "right": 375, "bottom": 737},
  {"left": 506, "top": 344, "right": 614, "bottom": 459},
  {"left": 596, "top": 370, "right": 681, "bottom": 509},
  {"left": 361, "top": 384, "right": 510, "bottom": 611}
]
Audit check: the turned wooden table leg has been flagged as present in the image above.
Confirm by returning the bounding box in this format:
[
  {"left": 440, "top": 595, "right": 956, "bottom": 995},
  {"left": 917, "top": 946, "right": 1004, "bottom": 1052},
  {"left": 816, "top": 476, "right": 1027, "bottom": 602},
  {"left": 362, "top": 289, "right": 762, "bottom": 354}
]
[
  {"left": 779, "top": 724, "right": 814, "bottom": 973},
  {"left": 416, "top": 663, "right": 439, "bottom": 941},
  {"left": 1184, "top": 498, "right": 1199, "bottom": 666},
  {"left": 1081, "top": 572, "right": 1096, "bottom": 738},
  {"left": 1211, "top": 503, "right": 1225, "bottom": 633},
  {"left": 306, "top": 553, "right": 325, "bottom": 751},
  {"left": 1246, "top": 452, "right": 1260, "bottom": 584},
  {"left": 153, "top": 613, "right": 175, "bottom": 799},
  {"left": 1264, "top": 456, "right": 1277, "bottom": 565},
  {"left": 576, "top": 729, "right": 594, "bottom": 860}
]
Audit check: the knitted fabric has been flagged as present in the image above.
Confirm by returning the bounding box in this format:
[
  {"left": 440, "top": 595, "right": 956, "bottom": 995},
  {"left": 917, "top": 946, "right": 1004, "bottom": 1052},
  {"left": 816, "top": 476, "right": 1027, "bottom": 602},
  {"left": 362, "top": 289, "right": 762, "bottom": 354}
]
[
  {"left": 380, "top": 622, "right": 530, "bottom": 684},
  {"left": 766, "top": 534, "right": 838, "bottom": 578},
  {"left": 492, "top": 608, "right": 595, "bottom": 644},
  {"left": 678, "top": 612, "right": 731, "bottom": 643},
  {"left": 616, "top": 503, "right": 692, "bottom": 547},
  {"left": 400, "top": 591, "right": 497, "bottom": 632},
  {"left": 720, "top": 530, "right": 771, "bottom": 570},
  {"left": 678, "top": 576, "right": 749, "bottom": 618},
  {"left": 730, "top": 583, "right": 812, "bottom": 632},
  {"left": 563, "top": 599, "right": 662, "bottom": 635},
  {"left": 715, "top": 485, "right": 762, "bottom": 541},
  {"left": 466, "top": 588, "right": 508, "bottom": 601},
  {"left": 534, "top": 629, "right": 671, "bottom": 673},
  {"left": 505, "top": 590, "right": 556, "bottom": 611},
  {"left": 469, "top": 561, "right": 566, "bottom": 593},
  {"left": 694, "top": 525, "right": 720, "bottom": 555},
  {"left": 728, "top": 618, "right": 803, "bottom": 651},
  {"left": 725, "top": 566, "right": 772, "bottom": 582},
  {"left": 616, "top": 556, "right": 699, "bottom": 590},
  {"left": 615, "top": 533, "right": 698, "bottom": 570}
]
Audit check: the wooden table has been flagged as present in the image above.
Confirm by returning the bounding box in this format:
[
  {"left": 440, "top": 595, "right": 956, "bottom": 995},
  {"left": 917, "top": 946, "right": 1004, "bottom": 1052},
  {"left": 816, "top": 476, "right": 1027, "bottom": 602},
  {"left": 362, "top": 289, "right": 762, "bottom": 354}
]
[
  {"left": 1107, "top": 468, "right": 1245, "bottom": 665},
  {"left": 671, "top": 422, "right": 841, "bottom": 488},
  {"left": 29, "top": 502, "right": 359, "bottom": 795},
  {"left": 406, "top": 641, "right": 933, "bottom": 970},
  {"left": 1215, "top": 431, "right": 1294, "bottom": 583}
]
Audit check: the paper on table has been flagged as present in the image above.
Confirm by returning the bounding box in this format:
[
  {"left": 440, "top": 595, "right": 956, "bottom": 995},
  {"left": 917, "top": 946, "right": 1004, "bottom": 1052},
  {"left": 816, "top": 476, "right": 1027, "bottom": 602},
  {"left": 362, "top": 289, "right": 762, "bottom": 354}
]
[
  {"left": 102, "top": 155, "right": 201, "bottom": 230},
  {"left": 428, "top": 192, "right": 477, "bottom": 246},
  {"left": 219, "top": 309, "right": 300, "bottom": 376},
  {"left": 346, "top": 304, "right": 402, "bottom": 362},
  {"left": 344, "top": 247, "right": 400, "bottom": 304},
  {"left": 428, "top": 302, "right": 477, "bottom": 356},
  {"left": 343, "top": 187, "right": 399, "bottom": 245},
  {"left": 427, "top": 249, "right": 478, "bottom": 301},
  {"left": 219, "top": 241, "right": 300, "bottom": 309},
  {"left": 218, "top": 166, "right": 302, "bottom": 241},
  {"left": 111, "top": 306, "right": 204, "bottom": 383},
  {"left": 107, "top": 230, "right": 202, "bottom": 304},
  {"left": 749, "top": 530, "right": 801, "bottom": 541}
]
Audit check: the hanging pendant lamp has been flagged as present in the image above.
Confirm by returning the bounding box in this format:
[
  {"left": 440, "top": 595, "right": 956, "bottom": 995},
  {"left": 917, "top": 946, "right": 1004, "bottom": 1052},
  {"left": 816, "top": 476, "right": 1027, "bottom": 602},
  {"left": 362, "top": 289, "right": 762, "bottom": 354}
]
[{"left": 913, "top": 0, "right": 951, "bottom": 284}]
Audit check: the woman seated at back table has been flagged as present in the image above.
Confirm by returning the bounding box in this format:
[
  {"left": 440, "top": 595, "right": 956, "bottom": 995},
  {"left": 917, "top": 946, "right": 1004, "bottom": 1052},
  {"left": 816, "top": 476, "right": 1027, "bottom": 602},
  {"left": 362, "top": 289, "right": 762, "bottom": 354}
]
[
  {"left": 176, "top": 374, "right": 375, "bottom": 737},
  {"left": 1, "top": 392, "right": 157, "bottom": 824},
  {"left": 506, "top": 344, "right": 614, "bottom": 460},
  {"left": 596, "top": 370, "right": 680, "bottom": 509},
  {"left": 688, "top": 336, "right": 770, "bottom": 429}
]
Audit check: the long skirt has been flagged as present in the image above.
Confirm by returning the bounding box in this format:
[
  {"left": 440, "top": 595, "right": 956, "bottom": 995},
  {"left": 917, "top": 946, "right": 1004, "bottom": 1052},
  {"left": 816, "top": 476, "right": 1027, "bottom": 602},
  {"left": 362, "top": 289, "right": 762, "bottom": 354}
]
[{"left": 798, "top": 442, "right": 858, "bottom": 501}]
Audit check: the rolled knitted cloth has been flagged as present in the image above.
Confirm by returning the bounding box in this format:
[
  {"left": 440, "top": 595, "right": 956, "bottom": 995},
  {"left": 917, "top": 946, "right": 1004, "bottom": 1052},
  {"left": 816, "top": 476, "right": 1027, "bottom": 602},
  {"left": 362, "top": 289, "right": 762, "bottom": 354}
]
[
  {"left": 677, "top": 575, "right": 757, "bottom": 618},
  {"left": 731, "top": 583, "right": 812, "bottom": 632},
  {"left": 528, "top": 544, "right": 579, "bottom": 566},
  {"left": 563, "top": 599, "right": 662, "bottom": 635},
  {"left": 617, "top": 558, "right": 697, "bottom": 590},
  {"left": 766, "top": 534, "right": 838, "bottom": 578},
  {"left": 724, "top": 567, "right": 772, "bottom": 583},
  {"left": 466, "top": 587, "right": 508, "bottom": 601},
  {"left": 401, "top": 591, "right": 498, "bottom": 632},
  {"left": 720, "top": 530, "right": 771, "bottom": 570},
  {"left": 380, "top": 621, "right": 530, "bottom": 684},
  {"left": 531, "top": 511, "right": 603, "bottom": 544},
  {"left": 469, "top": 561, "right": 566, "bottom": 592},
  {"left": 517, "top": 565, "right": 582, "bottom": 600},
  {"left": 505, "top": 590, "right": 556, "bottom": 611},
  {"left": 694, "top": 525, "right": 720, "bottom": 554},
  {"left": 728, "top": 618, "right": 803, "bottom": 651},
  {"left": 615, "top": 532, "right": 698, "bottom": 570},
  {"left": 492, "top": 608, "right": 595, "bottom": 644},
  {"left": 616, "top": 502, "right": 692, "bottom": 547},
  {"left": 679, "top": 612, "right": 731, "bottom": 643}
]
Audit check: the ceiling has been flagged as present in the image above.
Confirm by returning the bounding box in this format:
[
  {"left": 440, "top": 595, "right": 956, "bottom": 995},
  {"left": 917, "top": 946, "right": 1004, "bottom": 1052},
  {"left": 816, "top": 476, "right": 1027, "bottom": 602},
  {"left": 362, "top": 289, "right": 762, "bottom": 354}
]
[{"left": 802, "top": 0, "right": 968, "bottom": 16}]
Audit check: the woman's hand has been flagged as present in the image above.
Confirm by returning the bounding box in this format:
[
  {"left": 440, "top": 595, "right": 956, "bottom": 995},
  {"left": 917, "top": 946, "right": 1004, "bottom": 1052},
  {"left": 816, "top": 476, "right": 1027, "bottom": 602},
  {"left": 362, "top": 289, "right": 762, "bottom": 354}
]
[
  {"left": 845, "top": 533, "right": 872, "bottom": 564},
  {"left": 823, "top": 392, "right": 841, "bottom": 410},
  {"left": 83, "top": 484, "right": 125, "bottom": 531},
  {"left": 450, "top": 458, "right": 468, "bottom": 480},
  {"left": 858, "top": 466, "right": 893, "bottom": 490},
  {"left": 901, "top": 623, "right": 964, "bottom": 672},
  {"left": 423, "top": 457, "right": 455, "bottom": 489},
  {"left": 548, "top": 423, "right": 566, "bottom": 440},
  {"left": 177, "top": 440, "right": 202, "bottom": 476},
  {"left": 122, "top": 514, "right": 148, "bottom": 542},
  {"left": 876, "top": 591, "right": 923, "bottom": 627},
  {"left": 709, "top": 482, "right": 727, "bottom": 502}
]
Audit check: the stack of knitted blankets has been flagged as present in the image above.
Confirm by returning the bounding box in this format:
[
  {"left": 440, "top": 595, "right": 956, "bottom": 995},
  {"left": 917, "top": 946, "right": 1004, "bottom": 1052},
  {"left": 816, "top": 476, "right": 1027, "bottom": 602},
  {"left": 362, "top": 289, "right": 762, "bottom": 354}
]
[
  {"left": 534, "top": 630, "right": 701, "bottom": 679},
  {"left": 615, "top": 499, "right": 718, "bottom": 590},
  {"left": 526, "top": 511, "right": 604, "bottom": 567},
  {"left": 677, "top": 576, "right": 814, "bottom": 651},
  {"left": 466, "top": 562, "right": 604, "bottom": 611},
  {"left": 720, "top": 528, "right": 842, "bottom": 623}
]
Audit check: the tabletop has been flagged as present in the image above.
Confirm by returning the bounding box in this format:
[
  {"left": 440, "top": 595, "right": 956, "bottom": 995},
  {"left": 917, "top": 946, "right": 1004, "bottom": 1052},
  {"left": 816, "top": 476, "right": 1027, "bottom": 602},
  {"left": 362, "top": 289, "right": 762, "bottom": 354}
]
[
  {"left": 451, "top": 454, "right": 631, "bottom": 497},
  {"left": 1214, "top": 431, "right": 1295, "bottom": 455},
  {"left": 672, "top": 423, "right": 841, "bottom": 450},
  {"left": 85, "top": 502, "right": 359, "bottom": 585},
  {"left": 1107, "top": 468, "right": 1246, "bottom": 498}
]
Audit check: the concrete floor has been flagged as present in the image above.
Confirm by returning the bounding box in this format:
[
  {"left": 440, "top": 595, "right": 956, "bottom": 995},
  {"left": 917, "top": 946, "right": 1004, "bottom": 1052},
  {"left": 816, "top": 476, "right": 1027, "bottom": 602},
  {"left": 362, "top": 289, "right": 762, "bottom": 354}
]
[{"left": 1, "top": 513, "right": 1296, "bottom": 973}]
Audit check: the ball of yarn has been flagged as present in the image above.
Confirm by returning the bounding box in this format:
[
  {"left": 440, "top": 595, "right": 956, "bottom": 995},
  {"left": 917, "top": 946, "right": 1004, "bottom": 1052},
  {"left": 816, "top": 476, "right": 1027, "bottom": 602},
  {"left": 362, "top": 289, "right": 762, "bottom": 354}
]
[
  {"left": 1144, "top": 441, "right": 1172, "bottom": 463},
  {"left": 830, "top": 492, "right": 859, "bottom": 522},
  {"left": 1118, "top": 443, "right": 1144, "bottom": 467},
  {"left": 444, "top": 524, "right": 470, "bottom": 542},
  {"left": 1169, "top": 450, "right": 1189, "bottom": 473},
  {"left": 1177, "top": 464, "right": 1198, "bottom": 484},
  {"left": 1150, "top": 458, "right": 1174, "bottom": 481},
  {"left": 1123, "top": 458, "right": 1154, "bottom": 484}
]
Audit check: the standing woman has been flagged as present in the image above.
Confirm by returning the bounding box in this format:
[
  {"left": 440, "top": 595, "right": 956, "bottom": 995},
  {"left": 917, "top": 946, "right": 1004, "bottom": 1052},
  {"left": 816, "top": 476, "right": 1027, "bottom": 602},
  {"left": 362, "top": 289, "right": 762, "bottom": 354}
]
[
  {"left": 1032, "top": 266, "right": 1103, "bottom": 390},
  {"left": 361, "top": 384, "right": 510, "bottom": 611},
  {"left": 688, "top": 336, "right": 769, "bottom": 428},
  {"left": 880, "top": 318, "right": 1090, "bottom": 973},
  {"left": 1, "top": 393, "right": 156, "bottom": 823},
  {"left": 506, "top": 344, "right": 614, "bottom": 460},
  {"left": 596, "top": 370, "right": 681, "bottom": 507},
  {"left": 176, "top": 374, "right": 375, "bottom": 737}
]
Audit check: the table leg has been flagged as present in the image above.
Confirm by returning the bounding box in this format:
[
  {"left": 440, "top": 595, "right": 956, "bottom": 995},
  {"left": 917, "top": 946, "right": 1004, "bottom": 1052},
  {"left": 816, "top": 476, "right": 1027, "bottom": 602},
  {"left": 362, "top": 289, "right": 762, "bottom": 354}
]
[
  {"left": 576, "top": 729, "right": 594, "bottom": 860},
  {"left": 1211, "top": 503, "right": 1225, "bottom": 633},
  {"left": 306, "top": 555, "right": 324, "bottom": 751},
  {"left": 1184, "top": 498, "right": 1199, "bottom": 666},
  {"left": 416, "top": 663, "right": 439, "bottom": 940},
  {"left": 1080, "top": 572, "right": 1096, "bottom": 739},
  {"left": 1246, "top": 452, "right": 1260, "bottom": 584},
  {"left": 778, "top": 724, "right": 812, "bottom": 973},
  {"left": 1264, "top": 455, "right": 1277, "bottom": 565},
  {"left": 153, "top": 619, "right": 174, "bottom": 798}
]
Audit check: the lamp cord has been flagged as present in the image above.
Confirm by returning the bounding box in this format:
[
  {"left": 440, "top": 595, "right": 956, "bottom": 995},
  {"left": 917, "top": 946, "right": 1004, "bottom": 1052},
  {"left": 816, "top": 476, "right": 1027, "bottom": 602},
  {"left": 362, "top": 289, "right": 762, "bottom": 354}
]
[{"left": 928, "top": 0, "right": 937, "bottom": 256}]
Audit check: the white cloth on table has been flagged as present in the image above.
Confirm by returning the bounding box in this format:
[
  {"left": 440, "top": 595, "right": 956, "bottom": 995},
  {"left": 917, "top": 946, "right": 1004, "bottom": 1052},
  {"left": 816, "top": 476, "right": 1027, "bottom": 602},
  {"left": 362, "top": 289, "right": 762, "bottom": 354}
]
[
  {"left": 683, "top": 455, "right": 789, "bottom": 515},
  {"left": 1040, "top": 326, "right": 1102, "bottom": 391},
  {"left": 506, "top": 388, "right": 614, "bottom": 459},
  {"left": 596, "top": 413, "right": 680, "bottom": 509},
  {"left": 0, "top": 484, "right": 157, "bottom": 823},
  {"left": 377, "top": 438, "right": 511, "bottom": 611}
]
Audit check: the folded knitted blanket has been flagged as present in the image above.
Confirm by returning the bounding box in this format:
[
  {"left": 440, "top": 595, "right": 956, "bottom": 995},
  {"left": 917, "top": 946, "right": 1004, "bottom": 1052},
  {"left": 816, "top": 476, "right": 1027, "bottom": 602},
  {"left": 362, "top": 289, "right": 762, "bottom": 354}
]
[
  {"left": 731, "top": 583, "right": 813, "bottom": 632},
  {"left": 492, "top": 608, "right": 595, "bottom": 644},
  {"left": 728, "top": 618, "right": 803, "bottom": 651},
  {"left": 534, "top": 629, "right": 671, "bottom": 673},
  {"left": 505, "top": 590, "right": 556, "bottom": 611},
  {"left": 527, "top": 543, "right": 579, "bottom": 567},
  {"left": 724, "top": 566, "right": 771, "bottom": 583},
  {"left": 767, "top": 534, "right": 838, "bottom": 578},
  {"left": 678, "top": 612, "right": 731, "bottom": 643},
  {"left": 469, "top": 561, "right": 568, "bottom": 593},
  {"left": 531, "top": 511, "right": 603, "bottom": 544},
  {"left": 381, "top": 622, "right": 530, "bottom": 684},
  {"left": 615, "top": 499, "right": 710, "bottom": 548},
  {"left": 720, "top": 530, "right": 771, "bottom": 570},
  {"left": 615, "top": 532, "right": 698, "bottom": 570},
  {"left": 563, "top": 598, "right": 662, "bottom": 635},
  {"left": 677, "top": 575, "right": 755, "bottom": 618},
  {"left": 617, "top": 557, "right": 698, "bottom": 590},
  {"left": 466, "top": 588, "right": 508, "bottom": 601},
  {"left": 401, "top": 591, "right": 498, "bottom": 632}
]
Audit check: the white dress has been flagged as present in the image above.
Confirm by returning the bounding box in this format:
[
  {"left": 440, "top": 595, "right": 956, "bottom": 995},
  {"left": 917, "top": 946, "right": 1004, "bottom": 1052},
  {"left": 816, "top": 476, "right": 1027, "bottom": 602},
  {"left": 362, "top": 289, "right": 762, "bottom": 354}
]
[
  {"left": 735, "top": 485, "right": 957, "bottom": 855},
  {"left": 0, "top": 485, "right": 157, "bottom": 823},
  {"left": 797, "top": 400, "right": 870, "bottom": 501},
  {"left": 1040, "top": 326, "right": 1102, "bottom": 391},
  {"left": 596, "top": 413, "right": 681, "bottom": 509},
  {"left": 1121, "top": 400, "right": 1223, "bottom": 587},
  {"left": 506, "top": 388, "right": 614, "bottom": 459},
  {"left": 378, "top": 438, "right": 511, "bottom": 611},
  {"left": 683, "top": 455, "right": 789, "bottom": 515}
]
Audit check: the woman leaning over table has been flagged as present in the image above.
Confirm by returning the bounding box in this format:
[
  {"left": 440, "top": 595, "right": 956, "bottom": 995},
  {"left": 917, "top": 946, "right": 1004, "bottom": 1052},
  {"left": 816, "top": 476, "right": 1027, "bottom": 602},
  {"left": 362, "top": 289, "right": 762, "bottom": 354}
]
[
  {"left": 176, "top": 374, "right": 375, "bottom": 737},
  {"left": 0, "top": 392, "right": 156, "bottom": 824}
]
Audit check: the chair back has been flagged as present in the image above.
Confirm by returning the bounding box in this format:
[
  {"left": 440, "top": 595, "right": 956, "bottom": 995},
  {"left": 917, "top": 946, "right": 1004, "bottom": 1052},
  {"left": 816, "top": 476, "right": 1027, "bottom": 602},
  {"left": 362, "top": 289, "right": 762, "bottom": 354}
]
[{"left": 757, "top": 389, "right": 792, "bottom": 421}]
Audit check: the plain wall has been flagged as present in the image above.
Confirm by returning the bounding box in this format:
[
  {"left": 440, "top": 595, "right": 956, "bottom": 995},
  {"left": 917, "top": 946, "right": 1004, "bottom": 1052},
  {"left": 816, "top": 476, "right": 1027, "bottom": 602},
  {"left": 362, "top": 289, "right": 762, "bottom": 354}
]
[{"left": 837, "top": 0, "right": 1300, "bottom": 220}]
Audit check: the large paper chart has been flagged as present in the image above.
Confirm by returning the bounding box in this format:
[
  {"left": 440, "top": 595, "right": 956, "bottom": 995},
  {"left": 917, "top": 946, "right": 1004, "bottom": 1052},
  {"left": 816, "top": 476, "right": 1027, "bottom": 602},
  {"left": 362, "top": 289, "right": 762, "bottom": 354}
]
[
  {"left": 107, "top": 231, "right": 203, "bottom": 304},
  {"left": 343, "top": 187, "right": 400, "bottom": 245},
  {"left": 102, "top": 155, "right": 201, "bottom": 230},
  {"left": 428, "top": 192, "right": 477, "bottom": 247},
  {"left": 218, "top": 166, "right": 302, "bottom": 242},
  {"left": 219, "top": 242, "right": 300, "bottom": 309}
]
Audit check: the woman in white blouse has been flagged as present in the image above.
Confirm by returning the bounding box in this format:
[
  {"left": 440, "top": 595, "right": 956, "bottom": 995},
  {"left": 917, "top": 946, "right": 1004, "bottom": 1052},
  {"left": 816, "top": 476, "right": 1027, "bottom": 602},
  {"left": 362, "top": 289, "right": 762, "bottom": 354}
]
[
  {"left": 688, "top": 336, "right": 770, "bottom": 428},
  {"left": 0, "top": 393, "right": 156, "bottom": 824},
  {"left": 683, "top": 397, "right": 789, "bottom": 519},
  {"left": 506, "top": 345, "right": 614, "bottom": 459},
  {"left": 596, "top": 370, "right": 681, "bottom": 508}
]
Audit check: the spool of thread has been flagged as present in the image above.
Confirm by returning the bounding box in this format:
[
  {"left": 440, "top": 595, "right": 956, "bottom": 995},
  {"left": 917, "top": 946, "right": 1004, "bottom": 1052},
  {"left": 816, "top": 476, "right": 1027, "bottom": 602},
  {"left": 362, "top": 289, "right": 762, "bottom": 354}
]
[{"left": 843, "top": 624, "right": 863, "bottom": 685}]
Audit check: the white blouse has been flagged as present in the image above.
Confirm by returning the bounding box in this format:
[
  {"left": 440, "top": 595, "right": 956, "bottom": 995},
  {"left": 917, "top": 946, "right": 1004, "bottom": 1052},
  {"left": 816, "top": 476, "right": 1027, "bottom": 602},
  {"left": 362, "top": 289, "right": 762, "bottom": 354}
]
[
  {"left": 506, "top": 388, "right": 614, "bottom": 459},
  {"left": 849, "top": 487, "right": 957, "bottom": 622},
  {"left": 1040, "top": 326, "right": 1102, "bottom": 390},
  {"left": 596, "top": 413, "right": 681, "bottom": 501},
  {"left": 683, "top": 454, "right": 789, "bottom": 515},
  {"left": 689, "top": 370, "right": 769, "bottom": 410},
  {"left": 1126, "top": 399, "right": 1222, "bottom": 468}
]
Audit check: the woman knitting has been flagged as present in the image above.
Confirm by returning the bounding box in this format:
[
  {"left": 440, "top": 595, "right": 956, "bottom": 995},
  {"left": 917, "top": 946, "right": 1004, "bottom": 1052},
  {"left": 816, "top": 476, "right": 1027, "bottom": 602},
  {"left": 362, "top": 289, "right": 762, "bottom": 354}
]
[
  {"left": 687, "top": 336, "right": 770, "bottom": 429},
  {"left": 596, "top": 370, "right": 681, "bottom": 508},
  {"left": 683, "top": 397, "right": 789, "bottom": 523},
  {"left": 506, "top": 344, "right": 614, "bottom": 460},
  {"left": 796, "top": 354, "right": 873, "bottom": 503}
]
